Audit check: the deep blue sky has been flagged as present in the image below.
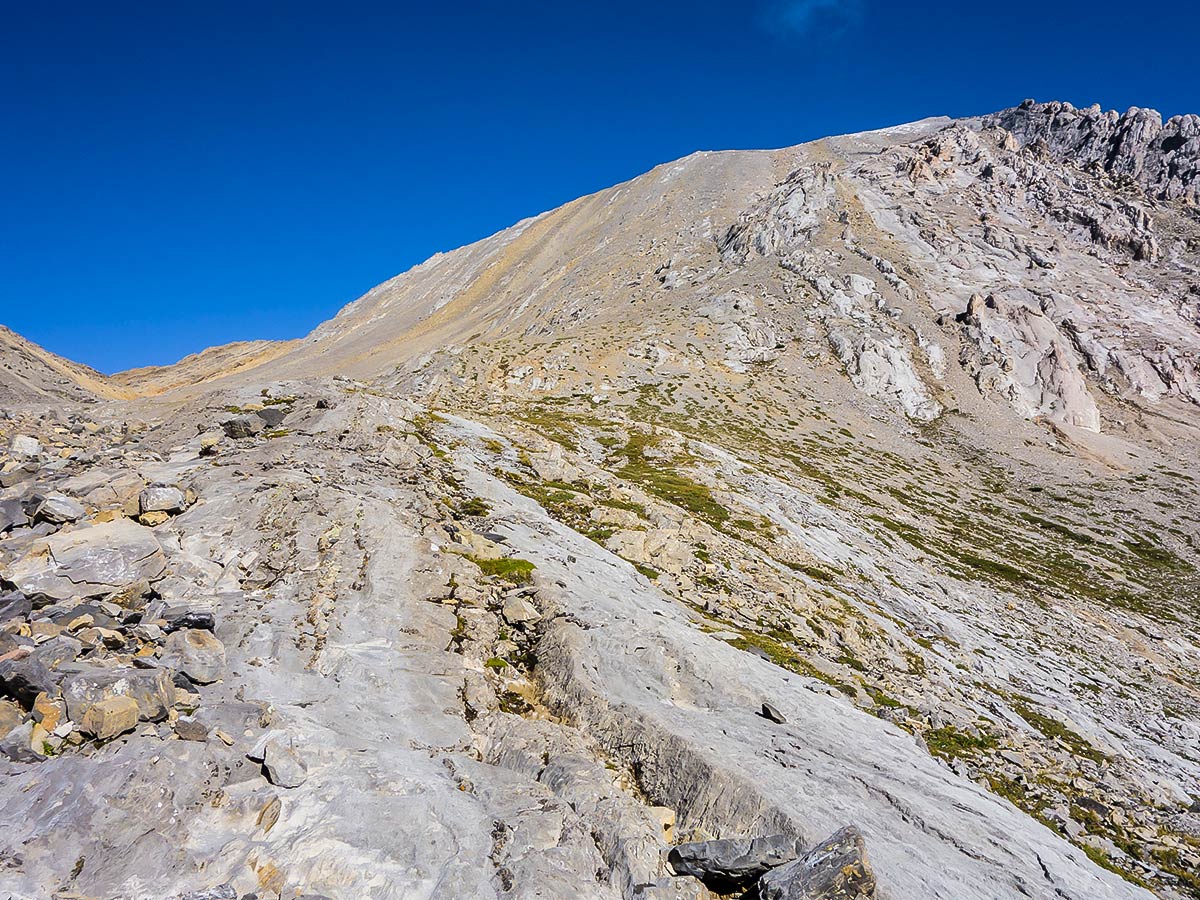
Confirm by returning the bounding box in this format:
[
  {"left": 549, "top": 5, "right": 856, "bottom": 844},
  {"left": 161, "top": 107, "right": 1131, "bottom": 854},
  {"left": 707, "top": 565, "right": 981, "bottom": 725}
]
[{"left": 3, "top": 1, "right": 1195, "bottom": 373}]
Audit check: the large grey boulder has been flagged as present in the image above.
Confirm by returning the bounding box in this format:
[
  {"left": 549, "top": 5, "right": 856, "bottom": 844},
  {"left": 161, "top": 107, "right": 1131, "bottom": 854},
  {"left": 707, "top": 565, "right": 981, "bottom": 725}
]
[
  {"left": 758, "top": 826, "right": 875, "bottom": 900},
  {"left": 62, "top": 665, "right": 176, "bottom": 724},
  {"left": 220, "top": 414, "right": 263, "bottom": 438},
  {"left": 160, "top": 629, "right": 225, "bottom": 684},
  {"left": 34, "top": 493, "right": 85, "bottom": 525},
  {"left": 8, "top": 435, "right": 40, "bottom": 458},
  {"left": 5, "top": 518, "right": 167, "bottom": 603},
  {"left": 0, "top": 591, "right": 31, "bottom": 624},
  {"left": 139, "top": 485, "right": 186, "bottom": 515},
  {"left": 667, "top": 834, "right": 802, "bottom": 893},
  {"left": 0, "top": 498, "right": 29, "bottom": 533},
  {"left": 0, "top": 654, "right": 57, "bottom": 707}
]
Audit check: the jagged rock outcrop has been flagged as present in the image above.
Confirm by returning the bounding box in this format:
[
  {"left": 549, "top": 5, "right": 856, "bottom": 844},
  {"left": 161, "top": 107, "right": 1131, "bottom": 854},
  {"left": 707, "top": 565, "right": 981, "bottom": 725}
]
[{"left": 988, "top": 99, "right": 1200, "bottom": 204}]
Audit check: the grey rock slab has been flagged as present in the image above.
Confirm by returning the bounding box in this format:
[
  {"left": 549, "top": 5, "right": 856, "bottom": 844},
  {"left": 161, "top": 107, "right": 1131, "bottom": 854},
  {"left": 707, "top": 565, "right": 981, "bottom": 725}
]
[
  {"left": 220, "top": 414, "right": 263, "bottom": 438},
  {"left": 0, "top": 654, "right": 57, "bottom": 707},
  {"left": 668, "top": 833, "right": 802, "bottom": 892},
  {"left": 0, "top": 590, "right": 32, "bottom": 624},
  {"left": 0, "top": 497, "right": 29, "bottom": 532},
  {"left": 0, "top": 719, "right": 43, "bottom": 762},
  {"left": 160, "top": 628, "right": 226, "bottom": 684},
  {"left": 34, "top": 492, "right": 85, "bottom": 524},
  {"left": 6, "top": 517, "right": 168, "bottom": 602},
  {"left": 140, "top": 484, "right": 186, "bottom": 513},
  {"left": 462, "top": 466, "right": 1157, "bottom": 900},
  {"left": 261, "top": 734, "right": 307, "bottom": 788},
  {"left": 758, "top": 826, "right": 875, "bottom": 900},
  {"left": 8, "top": 435, "right": 40, "bottom": 458}
]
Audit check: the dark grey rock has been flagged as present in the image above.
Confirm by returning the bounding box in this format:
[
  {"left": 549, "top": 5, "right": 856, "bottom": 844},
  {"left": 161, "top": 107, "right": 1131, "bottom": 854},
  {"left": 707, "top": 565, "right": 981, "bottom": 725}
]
[
  {"left": 0, "top": 655, "right": 57, "bottom": 707},
  {"left": 0, "top": 591, "right": 31, "bottom": 624},
  {"left": 668, "top": 833, "right": 802, "bottom": 893},
  {"left": 758, "top": 826, "right": 875, "bottom": 900},
  {"left": 161, "top": 604, "right": 216, "bottom": 633},
  {"left": 34, "top": 493, "right": 85, "bottom": 525},
  {"left": 0, "top": 498, "right": 28, "bottom": 533},
  {"left": 255, "top": 406, "right": 290, "bottom": 428},
  {"left": 761, "top": 702, "right": 787, "bottom": 724},
  {"left": 220, "top": 415, "right": 264, "bottom": 439}
]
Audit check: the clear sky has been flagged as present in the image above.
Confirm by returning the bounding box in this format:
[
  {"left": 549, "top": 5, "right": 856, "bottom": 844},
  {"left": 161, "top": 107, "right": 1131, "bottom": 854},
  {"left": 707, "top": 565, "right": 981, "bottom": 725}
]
[{"left": 3, "top": 1, "right": 1195, "bottom": 373}]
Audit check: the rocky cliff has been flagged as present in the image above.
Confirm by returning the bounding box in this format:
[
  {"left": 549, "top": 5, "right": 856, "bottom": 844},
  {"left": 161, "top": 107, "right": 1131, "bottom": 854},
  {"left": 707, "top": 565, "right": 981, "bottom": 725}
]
[{"left": 1, "top": 100, "right": 1199, "bottom": 900}]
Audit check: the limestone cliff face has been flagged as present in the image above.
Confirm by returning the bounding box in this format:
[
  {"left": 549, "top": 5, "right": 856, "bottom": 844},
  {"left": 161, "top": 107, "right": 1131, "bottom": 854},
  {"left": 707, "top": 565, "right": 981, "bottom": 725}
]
[{"left": 2, "top": 102, "right": 1200, "bottom": 900}]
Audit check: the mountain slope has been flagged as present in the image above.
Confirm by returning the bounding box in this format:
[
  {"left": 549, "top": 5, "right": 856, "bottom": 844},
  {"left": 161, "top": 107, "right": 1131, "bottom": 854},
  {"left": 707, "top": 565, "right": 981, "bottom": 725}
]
[
  {"left": 0, "top": 325, "right": 130, "bottom": 403},
  {"left": 1, "top": 101, "right": 1199, "bottom": 900}
]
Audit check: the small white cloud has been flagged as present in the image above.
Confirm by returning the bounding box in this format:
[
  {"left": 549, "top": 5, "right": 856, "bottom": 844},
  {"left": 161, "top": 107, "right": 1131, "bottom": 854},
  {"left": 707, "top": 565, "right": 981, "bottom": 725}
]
[{"left": 761, "top": 0, "right": 865, "bottom": 37}]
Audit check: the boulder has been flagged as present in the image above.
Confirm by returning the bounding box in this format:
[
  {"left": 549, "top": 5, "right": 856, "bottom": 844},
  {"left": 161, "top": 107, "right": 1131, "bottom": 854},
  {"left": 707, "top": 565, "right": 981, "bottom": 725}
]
[
  {"left": 0, "top": 655, "right": 58, "bottom": 707},
  {"left": 221, "top": 415, "right": 264, "bottom": 439},
  {"left": 139, "top": 485, "right": 186, "bottom": 514},
  {"left": 35, "top": 493, "right": 85, "bottom": 525},
  {"left": 8, "top": 435, "right": 40, "bottom": 458},
  {"left": 175, "top": 715, "right": 209, "bottom": 742},
  {"left": 261, "top": 734, "right": 307, "bottom": 792},
  {"left": 502, "top": 594, "right": 541, "bottom": 626},
  {"left": 0, "top": 497, "right": 29, "bottom": 533},
  {"left": 255, "top": 406, "right": 289, "bottom": 428},
  {"left": 161, "top": 629, "right": 225, "bottom": 684},
  {"left": 758, "top": 826, "right": 875, "bottom": 900},
  {"left": 0, "top": 591, "right": 32, "bottom": 624},
  {"left": 668, "top": 834, "right": 803, "bottom": 893},
  {"left": 80, "top": 695, "right": 139, "bottom": 740},
  {"left": 62, "top": 665, "right": 176, "bottom": 724},
  {"left": 81, "top": 471, "right": 145, "bottom": 516},
  {"left": 5, "top": 518, "right": 168, "bottom": 603},
  {"left": 0, "top": 698, "right": 23, "bottom": 739},
  {"left": 160, "top": 604, "right": 216, "bottom": 633},
  {"left": 0, "top": 719, "right": 44, "bottom": 762}
]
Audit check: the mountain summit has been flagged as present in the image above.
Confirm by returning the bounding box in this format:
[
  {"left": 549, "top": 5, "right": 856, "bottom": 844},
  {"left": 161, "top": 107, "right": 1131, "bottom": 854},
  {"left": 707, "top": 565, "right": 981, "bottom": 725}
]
[{"left": 1, "top": 101, "right": 1199, "bottom": 900}]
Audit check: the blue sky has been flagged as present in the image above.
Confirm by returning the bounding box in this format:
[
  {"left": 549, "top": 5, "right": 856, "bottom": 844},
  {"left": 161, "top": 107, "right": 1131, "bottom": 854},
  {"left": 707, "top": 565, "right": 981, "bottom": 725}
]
[{"left": 3, "top": 1, "right": 1195, "bottom": 373}]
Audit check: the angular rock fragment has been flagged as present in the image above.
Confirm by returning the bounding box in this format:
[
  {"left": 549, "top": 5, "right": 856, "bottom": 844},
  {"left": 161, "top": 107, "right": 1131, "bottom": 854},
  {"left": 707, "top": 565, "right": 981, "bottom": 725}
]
[
  {"left": 160, "top": 604, "right": 217, "bottom": 633},
  {"left": 0, "top": 591, "right": 32, "bottom": 624},
  {"left": 139, "top": 484, "right": 186, "bottom": 514},
  {"left": 668, "top": 834, "right": 803, "bottom": 893},
  {"left": 62, "top": 665, "right": 176, "bottom": 724},
  {"left": 0, "top": 698, "right": 23, "bottom": 739},
  {"left": 8, "top": 435, "right": 40, "bottom": 458},
  {"left": 758, "top": 826, "right": 875, "bottom": 900},
  {"left": 0, "top": 719, "right": 44, "bottom": 762},
  {"left": 248, "top": 729, "right": 308, "bottom": 787},
  {"left": 80, "top": 694, "right": 139, "bottom": 740},
  {"left": 34, "top": 493, "right": 85, "bottom": 525},
  {"left": 160, "top": 628, "right": 225, "bottom": 684},
  {"left": 221, "top": 414, "right": 264, "bottom": 438},
  {"left": 0, "top": 498, "right": 29, "bottom": 533},
  {"left": 174, "top": 715, "right": 208, "bottom": 742},
  {"left": 0, "top": 655, "right": 58, "bottom": 707}
]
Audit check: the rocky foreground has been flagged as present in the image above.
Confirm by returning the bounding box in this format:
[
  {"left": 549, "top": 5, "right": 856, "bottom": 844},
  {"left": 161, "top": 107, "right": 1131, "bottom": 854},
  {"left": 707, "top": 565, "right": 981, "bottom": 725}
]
[{"left": 2, "top": 100, "right": 1200, "bottom": 899}]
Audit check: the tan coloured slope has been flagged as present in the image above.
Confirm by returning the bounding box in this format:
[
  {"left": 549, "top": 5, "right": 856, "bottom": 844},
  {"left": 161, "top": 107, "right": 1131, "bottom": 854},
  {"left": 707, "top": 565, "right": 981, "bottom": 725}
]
[
  {"left": 110, "top": 338, "right": 303, "bottom": 396},
  {"left": 0, "top": 324, "right": 132, "bottom": 402}
]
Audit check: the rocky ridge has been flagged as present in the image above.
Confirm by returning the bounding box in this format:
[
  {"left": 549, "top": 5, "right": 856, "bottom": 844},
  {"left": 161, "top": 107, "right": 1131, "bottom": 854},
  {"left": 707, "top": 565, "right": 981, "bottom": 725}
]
[{"left": 1, "top": 99, "right": 1199, "bottom": 900}]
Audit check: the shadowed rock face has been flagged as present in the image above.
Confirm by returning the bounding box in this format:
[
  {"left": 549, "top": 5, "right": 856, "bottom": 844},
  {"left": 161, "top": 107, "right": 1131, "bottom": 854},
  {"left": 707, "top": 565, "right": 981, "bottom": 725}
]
[{"left": 1, "top": 101, "right": 1199, "bottom": 900}]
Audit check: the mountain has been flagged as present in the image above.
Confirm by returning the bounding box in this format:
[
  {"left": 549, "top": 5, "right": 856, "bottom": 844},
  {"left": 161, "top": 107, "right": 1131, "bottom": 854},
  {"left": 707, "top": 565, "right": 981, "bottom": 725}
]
[
  {"left": 0, "top": 325, "right": 129, "bottom": 403},
  {"left": 1, "top": 101, "right": 1199, "bottom": 900}
]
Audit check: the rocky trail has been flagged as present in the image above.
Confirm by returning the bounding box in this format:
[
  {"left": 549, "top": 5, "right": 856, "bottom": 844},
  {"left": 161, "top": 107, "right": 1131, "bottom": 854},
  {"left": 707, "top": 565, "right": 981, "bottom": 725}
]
[{"left": 3, "top": 99, "right": 1200, "bottom": 899}]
